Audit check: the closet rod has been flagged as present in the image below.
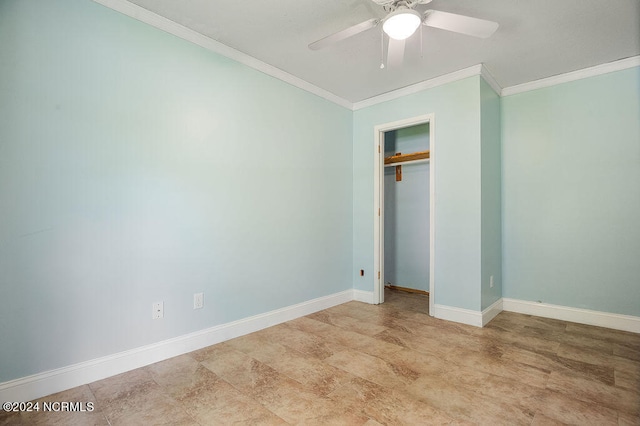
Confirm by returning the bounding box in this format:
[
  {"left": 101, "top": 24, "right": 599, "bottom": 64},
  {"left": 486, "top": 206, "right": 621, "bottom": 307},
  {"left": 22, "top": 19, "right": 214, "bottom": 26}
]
[
  {"left": 384, "top": 158, "right": 430, "bottom": 168},
  {"left": 384, "top": 150, "right": 430, "bottom": 165}
]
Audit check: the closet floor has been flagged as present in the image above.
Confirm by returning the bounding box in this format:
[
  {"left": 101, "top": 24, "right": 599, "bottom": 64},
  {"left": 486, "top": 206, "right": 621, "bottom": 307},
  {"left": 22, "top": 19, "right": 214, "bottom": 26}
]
[
  {"left": 2, "top": 288, "right": 638, "bottom": 425},
  {"left": 383, "top": 286, "right": 430, "bottom": 315}
]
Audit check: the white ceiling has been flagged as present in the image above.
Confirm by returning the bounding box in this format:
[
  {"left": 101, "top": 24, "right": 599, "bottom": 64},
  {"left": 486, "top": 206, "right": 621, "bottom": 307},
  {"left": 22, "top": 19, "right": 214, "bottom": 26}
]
[{"left": 122, "top": 0, "right": 639, "bottom": 103}]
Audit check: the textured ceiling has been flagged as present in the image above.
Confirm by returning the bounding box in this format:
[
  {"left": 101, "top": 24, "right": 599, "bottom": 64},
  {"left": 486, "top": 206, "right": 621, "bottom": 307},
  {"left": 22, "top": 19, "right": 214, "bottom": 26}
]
[{"left": 123, "top": 0, "right": 640, "bottom": 103}]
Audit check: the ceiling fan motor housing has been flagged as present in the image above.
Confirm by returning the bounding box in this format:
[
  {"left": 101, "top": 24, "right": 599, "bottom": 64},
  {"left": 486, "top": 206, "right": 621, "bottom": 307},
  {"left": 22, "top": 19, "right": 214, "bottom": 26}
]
[{"left": 371, "top": 0, "right": 433, "bottom": 9}]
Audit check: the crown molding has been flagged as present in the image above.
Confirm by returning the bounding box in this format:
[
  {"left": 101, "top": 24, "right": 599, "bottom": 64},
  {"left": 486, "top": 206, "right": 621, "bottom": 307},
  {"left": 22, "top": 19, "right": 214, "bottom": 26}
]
[
  {"left": 352, "top": 64, "right": 504, "bottom": 110},
  {"left": 92, "top": 1, "right": 639, "bottom": 109},
  {"left": 353, "top": 64, "right": 484, "bottom": 110},
  {"left": 92, "top": 0, "right": 353, "bottom": 110},
  {"left": 94, "top": 0, "right": 496, "bottom": 111},
  {"left": 501, "top": 56, "right": 640, "bottom": 97},
  {"left": 480, "top": 64, "right": 503, "bottom": 96},
  {"left": 352, "top": 55, "right": 640, "bottom": 109}
]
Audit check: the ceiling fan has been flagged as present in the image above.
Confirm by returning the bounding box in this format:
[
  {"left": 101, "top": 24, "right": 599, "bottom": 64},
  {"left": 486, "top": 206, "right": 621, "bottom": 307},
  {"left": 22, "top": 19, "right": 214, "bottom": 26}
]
[{"left": 308, "top": 0, "right": 498, "bottom": 67}]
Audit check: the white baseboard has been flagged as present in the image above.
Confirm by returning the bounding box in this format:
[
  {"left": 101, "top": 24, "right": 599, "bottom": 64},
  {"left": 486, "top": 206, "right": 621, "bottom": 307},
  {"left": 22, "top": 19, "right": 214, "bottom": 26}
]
[
  {"left": 431, "top": 299, "right": 502, "bottom": 328},
  {"left": 353, "top": 289, "right": 375, "bottom": 304},
  {"left": 502, "top": 298, "right": 640, "bottom": 334},
  {"left": 0, "top": 290, "right": 354, "bottom": 403},
  {"left": 432, "top": 298, "right": 640, "bottom": 332},
  {"left": 482, "top": 298, "right": 504, "bottom": 326},
  {"left": 433, "top": 304, "right": 483, "bottom": 327},
  {"left": 6, "top": 291, "right": 636, "bottom": 403}
]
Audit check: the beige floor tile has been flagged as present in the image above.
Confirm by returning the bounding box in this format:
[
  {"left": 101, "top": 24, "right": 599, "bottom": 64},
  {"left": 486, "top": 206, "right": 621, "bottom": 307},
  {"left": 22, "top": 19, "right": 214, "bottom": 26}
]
[
  {"left": 146, "top": 353, "right": 220, "bottom": 401},
  {"left": 12, "top": 289, "right": 639, "bottom": 425},
  {"left": 557, "top": 342, "right": 623, "bottom": 368},
  {"left": 286, "top": 315, "right": 340, "bottom": 334},
  {"left": 475, "top": 323, "right": 563, "bottom": 353},
  {"left": 105, "top": 407, "right": 195, "bottom": 426},
  {"left": 322, "top": 301, "right": 384, "bottom": 321},
  {"left": 0, "top": 411, "right": 23, "bottom": 426},
  {"left": 100, "top": 381, "right": 194, "bottom": 425},
  {"left": 428, "top": 326, "right": 504, "bottom": 354},
  {"left": 564, "top": 323, "right": 640, "bottom": 346},
  {"left": 559, "top": 330, "right": 616, "bottom": 354},
  {"left": 301, "top": 411, "right": 372, "bottom": 426},
  {"left": 463, "top": 371, "right": 547, "bottom": 410},
  {"left": 547, "top": 370, "right": 640, "bottom": 416},
  {"left": 534, "top": 389, "right": 619, "bottom": 425},
  {"left": 614, "top": 356, "right": 640, "bottom": 377},
  {"left": 324, "top": 349, "right": 420, "bottom": 389},
  {"left": 200, "top": 348, "right": 286, "bottom": 395},
  {"left": 229, "top": 335, "right": 356, "bottom": 395},
  {"left": 226, "top": 330, "right": 287, "bottom": 356},
  {"left": 256, "top": 384, "right": 366, "bottom": 425},
  {"left": 615, "top": 368, "right": 640, "bottom": 391},
  {"left": 88, "top": 368, "right": 155, "bottom": 405},
  {"left": 530, "top": 412, "right": 571, "bottom": 425},
  {"left": 501, "top": 345, "right": 615, "bottom": 385},
  {"left": 386, "top": 308, "right": 437, "bottom": 327},
  {"left": 523, "top": 316, "right": 569, "bottom": 332},
  {"left": 617, "top": 411, "right": 640, "bottom": 426},
  {"left": 188, "top": 340, "right": 236, "bottom": 363},
  {"left": 362, "top": 387, "right": 461, "bottom": 425},
  {"left": 25, "top": 412, "right": 110, "bottom": 426},
  {"left": 317, "top": 301, "right": 405, "bottom": 330},
  {"left": 307, "top": 310, "right": 389, "bottom": 336},
  {"left": 614, "top": 342, "right": 640, "bottom": 362},
  {"left": 373, "top": 327, "right": 454, "bottom": 360},
  {"left": 326, "top": 377, "right": 388, "bottom": 412},
  {"left": 258, "top": 322, "right": 345, "bottom": 360},
  {"left": 362, "top": 419, "right": 386, "bottom": 426},
  {"left": 291, "top": 316, "right": 404, "bottom": 359},
  {"left": 179, "top": 377, "right": 286, "bottom": 425},
  {"left": 4, "top": 385, "right": 109, "bottom": 426},
  {"left": 404, "top": 375, "right": 537, "bottom": 425},
  {"left": 375, "top": 346, "right": 450, "bottom": 378},
  {"left": 445, "top": 346, "right": 551, "bottom": 389}
]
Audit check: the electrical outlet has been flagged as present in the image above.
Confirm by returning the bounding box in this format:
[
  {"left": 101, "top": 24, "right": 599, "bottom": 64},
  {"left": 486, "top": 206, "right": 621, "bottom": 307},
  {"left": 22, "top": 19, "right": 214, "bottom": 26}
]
[
  {"left": 194, "top": 292, "right": 204, "bottom": 309},
  {"left": 490, "top": 275, "right": 494, "bottom": 288},
  {"left": 152, "top": 301, "right": 163, "bottom": 319}
]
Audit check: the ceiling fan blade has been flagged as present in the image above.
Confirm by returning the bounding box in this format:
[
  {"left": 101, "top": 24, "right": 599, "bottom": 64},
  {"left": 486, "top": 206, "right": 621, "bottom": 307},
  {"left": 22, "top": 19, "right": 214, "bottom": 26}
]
[
  {"left": 386, "top": 38, "right": 405, "bottom": 68},
  {"left": 309, "top": 18, "right": 380, "bottom": 50},
  {"left": 423, "top": 10, "right": 498, "bottom": 38}
]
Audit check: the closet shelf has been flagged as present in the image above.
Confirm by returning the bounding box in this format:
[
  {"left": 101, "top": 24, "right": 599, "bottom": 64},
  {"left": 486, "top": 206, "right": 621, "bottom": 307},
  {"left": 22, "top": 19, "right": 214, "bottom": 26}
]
[{"left": 384, "top": 150, "right": 430, "bottom": 165}]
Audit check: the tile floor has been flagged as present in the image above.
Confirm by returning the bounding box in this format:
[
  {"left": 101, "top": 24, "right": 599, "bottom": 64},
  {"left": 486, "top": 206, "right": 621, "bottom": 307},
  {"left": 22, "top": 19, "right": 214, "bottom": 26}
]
[{"left": 1, "top": 289, "right": 639, "bottom": 425}]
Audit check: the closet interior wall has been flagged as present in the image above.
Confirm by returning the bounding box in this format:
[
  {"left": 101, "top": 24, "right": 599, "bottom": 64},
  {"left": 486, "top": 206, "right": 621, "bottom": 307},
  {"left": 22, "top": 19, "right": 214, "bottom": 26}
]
[{"left": 384, "top": 123, "right": 430, "bottom": 293}]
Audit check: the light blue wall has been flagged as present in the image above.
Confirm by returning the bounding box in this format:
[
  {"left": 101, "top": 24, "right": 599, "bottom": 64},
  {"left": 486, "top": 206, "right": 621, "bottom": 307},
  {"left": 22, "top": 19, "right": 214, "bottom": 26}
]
[
  {"left": 384, "top": 124, "right": 430, "bottom": 292},
  {"left": 353, "top": 77, "right": 483, "bottom": 310},
  {"left": 0, "top": 0, "right": 353, "bottom": 382},
  {"left": 480, "top": 80, "right": 502, "bottom": 310},
  {"left": 502, "top": 67, "right": 640, "bottom": 317}
]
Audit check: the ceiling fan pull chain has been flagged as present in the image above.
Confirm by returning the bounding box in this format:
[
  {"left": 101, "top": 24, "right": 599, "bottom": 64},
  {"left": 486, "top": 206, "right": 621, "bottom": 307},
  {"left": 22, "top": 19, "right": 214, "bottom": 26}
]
[
  {"left": 380, "top": 28, "right": 386, "bottom": 69},
  {"left": 420, "top": 23, "right": 423, "bottom": 59}
]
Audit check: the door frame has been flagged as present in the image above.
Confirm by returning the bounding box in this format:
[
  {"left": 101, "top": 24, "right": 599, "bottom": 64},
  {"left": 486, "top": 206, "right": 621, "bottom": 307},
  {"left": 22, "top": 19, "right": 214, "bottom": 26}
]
[{"left": 373, "top": 113, "right": 435, "bottom": 316}]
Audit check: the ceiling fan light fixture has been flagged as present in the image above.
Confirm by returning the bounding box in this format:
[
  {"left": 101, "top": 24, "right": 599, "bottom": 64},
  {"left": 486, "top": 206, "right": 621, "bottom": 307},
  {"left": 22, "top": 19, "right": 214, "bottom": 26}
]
[{"left": 383, "top": 8, "right": 422, "bottom": 40}]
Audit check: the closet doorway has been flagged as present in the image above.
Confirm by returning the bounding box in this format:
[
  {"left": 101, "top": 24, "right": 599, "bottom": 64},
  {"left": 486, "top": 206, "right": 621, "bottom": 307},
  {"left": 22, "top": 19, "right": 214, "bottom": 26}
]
[{"left": 373, "top": 114, "right": 435, "bottom": 316}]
